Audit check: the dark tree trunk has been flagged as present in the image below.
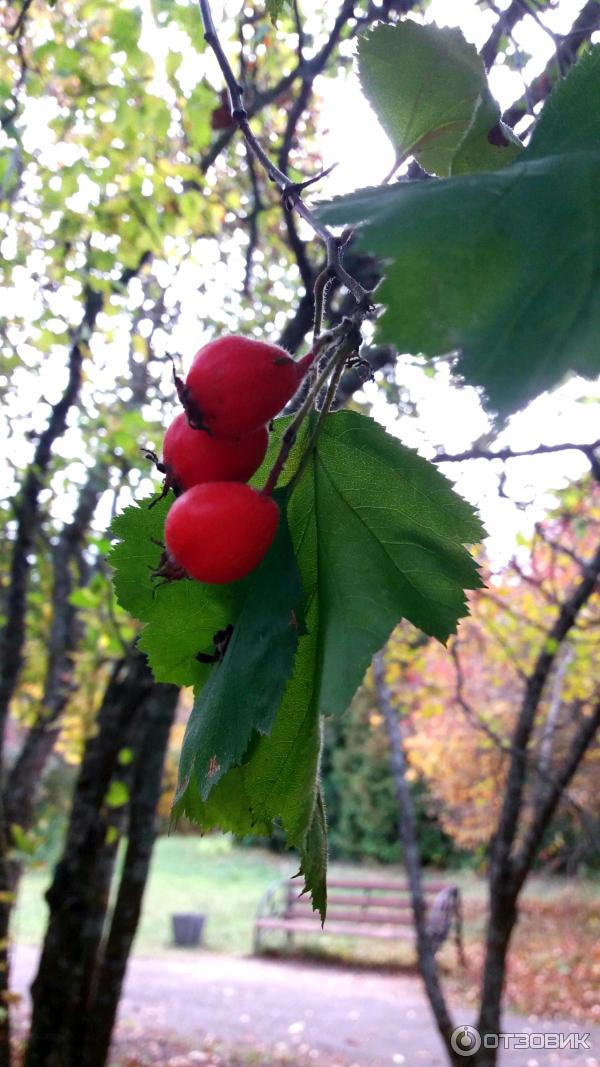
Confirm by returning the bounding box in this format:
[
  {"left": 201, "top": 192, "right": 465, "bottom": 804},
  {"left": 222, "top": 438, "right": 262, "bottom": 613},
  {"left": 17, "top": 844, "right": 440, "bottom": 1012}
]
[
  {"left": 80, "top": 681, "right": 178, "bottom": 1067},
  {"left": 374, "top": 653, "right": 462, "bottom": 1067},
  {"left": 472, "top": 886, "right": 518, "bottom": 1067},
  {"left": 24, "top": 645, "right": 177, "bottom": 1067}
]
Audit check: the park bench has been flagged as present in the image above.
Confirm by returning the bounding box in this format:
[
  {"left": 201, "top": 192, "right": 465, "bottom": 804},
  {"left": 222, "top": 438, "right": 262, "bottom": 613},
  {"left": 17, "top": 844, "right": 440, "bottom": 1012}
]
[{"left": 254, "top": 877, "right": 465, "bottom": 962}]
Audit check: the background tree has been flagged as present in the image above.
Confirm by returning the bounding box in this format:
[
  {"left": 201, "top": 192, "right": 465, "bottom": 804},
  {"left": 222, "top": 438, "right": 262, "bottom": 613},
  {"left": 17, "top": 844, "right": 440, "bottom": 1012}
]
[{"left": 376, "top": 471, "right": 600, "bottom": 1066}]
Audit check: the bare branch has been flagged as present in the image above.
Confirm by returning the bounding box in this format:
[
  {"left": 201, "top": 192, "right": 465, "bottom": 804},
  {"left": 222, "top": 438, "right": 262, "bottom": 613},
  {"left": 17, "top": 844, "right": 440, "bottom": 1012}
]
[
  {"left": 242, "top": 148, "right": 263, "bottom": 296},
  {"left": 511, "top": 698, "right": 600, "bottom": 892},
  {"left": 503, "top": 0, "right": 600, "bottom": 128},
  {"left": 197, "top": 0, "right": 372, "bottom": 306},
  {"left": 480, "top": 0, "right": 530, "bottom": 71},
  {"left": 491, "top": 536, "right": 600, "bottom": 874},
  {"left": 3, "top": 465, "right": 107, "bottom": 830},
  {"left": 434, "top": 438, "right": 600, "bottom": 465}
]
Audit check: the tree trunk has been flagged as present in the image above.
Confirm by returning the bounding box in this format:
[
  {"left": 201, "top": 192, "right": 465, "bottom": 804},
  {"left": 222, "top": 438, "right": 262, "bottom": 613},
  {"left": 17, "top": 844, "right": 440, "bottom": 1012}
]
[
  {"left": 80, "top": 680, "right": 178, "bottom": 1067},
  {"left": 24, "top": 646, "right": 158, "bottom": 1067},
  {"left": 472, "top": 888, "right": 517, "bottom": 1067},
  {"left": 374, "top": 653, "right": 462, "bottom": 1067}
]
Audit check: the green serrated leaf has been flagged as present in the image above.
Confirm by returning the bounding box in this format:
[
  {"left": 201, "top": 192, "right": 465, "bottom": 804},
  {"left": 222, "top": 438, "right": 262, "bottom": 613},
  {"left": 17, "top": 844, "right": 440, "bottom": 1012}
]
[
  {"left": 293, "top": 410, "right": 484, "bottom": 715},
  {"left": 175, "top": 499, "right": 304, "bottom": 802},
  {"left": 451, "top": 88, "right": 523, "bottom": 175},
  {"left": 174, "top": 589, "right": 322, "bottom": 845},
  {"left": 174, "top": 411, "right": 482, "bottom": 916},
  {"left": 318, "top": 46, "right": 600, "bottom": 420},
  {"left": 527, "top": 46, "right": 600, "bottom": 159},
  {"left": 295, "top": 786, "right": 327, "bottom": 923},
  {"left": 108, "top": 497, "right": 242, "bottom": 687},
  {"left": 358, "top": 21, "right": 485, "bottom": 176}
]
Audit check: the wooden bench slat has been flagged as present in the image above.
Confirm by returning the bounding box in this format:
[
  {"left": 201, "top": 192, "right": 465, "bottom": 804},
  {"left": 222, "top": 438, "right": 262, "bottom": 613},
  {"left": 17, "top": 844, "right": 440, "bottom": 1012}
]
[
  {"left": 256, "top": 917, "right": 416, "bottom": 939},
  {"left": 288, "top": 906, "right": 415, "bottom": 923},
  {"left": 288, "top": 892, "right": 414, "bottom": 909},
  {"left": 325, "top": 879, "right": 447, "bottom": 893},
  {"left": 290, "top": 896, "right": 414, "bottom": 912}
]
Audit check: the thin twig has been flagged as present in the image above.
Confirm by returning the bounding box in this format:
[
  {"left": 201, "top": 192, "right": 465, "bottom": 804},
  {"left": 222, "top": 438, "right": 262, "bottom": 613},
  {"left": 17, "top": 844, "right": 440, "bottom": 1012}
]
[
  {"left": 243, "top": 148, "right": 263, "bottom": 296},
  {"left": 451, "top": 642, "right": 599, "bottom": 839},
  {"left": 8, "top": 0, "right": 34, "bottom": 38},
  {"left": 292, "top": 0, "right": 306, "bottom": 63},
  {"left": 197, "top": 0, "right": 371, "bottom": 308},
  {"left": 434, "top": 438, "right": 600, "bottom": 468},
  {"left": 502, "top": 0, "right": 600, "bottom": 127}
]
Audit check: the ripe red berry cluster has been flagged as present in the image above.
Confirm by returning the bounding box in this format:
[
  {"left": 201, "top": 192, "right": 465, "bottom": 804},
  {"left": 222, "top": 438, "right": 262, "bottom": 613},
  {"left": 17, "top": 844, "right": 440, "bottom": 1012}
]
[{"left": 155, "top": 336, "right": 313, "bottom": 585}]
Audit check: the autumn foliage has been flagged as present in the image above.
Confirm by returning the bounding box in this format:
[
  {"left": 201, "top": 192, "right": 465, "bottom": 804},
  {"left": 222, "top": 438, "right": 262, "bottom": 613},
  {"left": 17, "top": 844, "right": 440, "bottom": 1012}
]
[{"left": 383, "top": 479, "right": 600, "bottom": 859}]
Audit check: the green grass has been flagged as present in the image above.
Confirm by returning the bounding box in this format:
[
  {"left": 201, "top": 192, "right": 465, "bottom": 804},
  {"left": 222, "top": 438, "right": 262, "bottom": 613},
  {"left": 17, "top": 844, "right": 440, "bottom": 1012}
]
[
  {"left": 11, "top": 836, "right": 600, "bottom": 964},
  {"left": 12, "top": 836, "right": 295, "bottom": 955}
]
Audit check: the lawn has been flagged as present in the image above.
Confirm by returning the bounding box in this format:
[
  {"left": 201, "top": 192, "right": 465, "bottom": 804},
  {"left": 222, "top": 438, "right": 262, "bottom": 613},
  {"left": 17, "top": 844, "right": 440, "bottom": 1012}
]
[
  {"left": 12, "top": 835, "right": 472, "bottom": 959},
  {"left": 12, "top": 835, "right": 295, "bottom": 955},
  {"left": 11, "top": 836, "right": 600, "bottom": 1021}
]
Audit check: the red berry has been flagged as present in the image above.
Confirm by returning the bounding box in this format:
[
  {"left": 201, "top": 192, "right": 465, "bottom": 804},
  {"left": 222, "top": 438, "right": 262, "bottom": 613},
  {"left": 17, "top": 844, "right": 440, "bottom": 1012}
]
[
  {"left": 183, "top": 335, "right": 314, "bottom": 440},
  {"left": 163, "top": 413, "right": 268, "bottom": 490},
  {"left": 164, "top": 482, "right": 279, "bottom": 584}
]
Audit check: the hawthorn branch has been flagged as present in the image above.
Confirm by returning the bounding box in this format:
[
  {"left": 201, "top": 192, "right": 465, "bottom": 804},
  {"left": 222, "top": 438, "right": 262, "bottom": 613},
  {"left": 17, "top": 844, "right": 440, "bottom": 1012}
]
[
  {"left": 480, "top": 0, "right": 530, "bottom": 71},
  {"left": 435, "top": 438, "right": 600, "bottom": 488},
  {"left": 434, "top": 438, "right": 600, "bottom": 467},
  {"left": 502, "top": 0, "right": 600, "bottom": 128},
  {"left": 198, "top": 0, "right": 371, "bottom": 307}
]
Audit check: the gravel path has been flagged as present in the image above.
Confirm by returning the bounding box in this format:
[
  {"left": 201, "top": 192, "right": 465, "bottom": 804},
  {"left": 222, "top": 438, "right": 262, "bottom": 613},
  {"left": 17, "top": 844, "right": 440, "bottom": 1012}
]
[{"left": 12, "top": 946, "right": 600, "bottom": 1066}]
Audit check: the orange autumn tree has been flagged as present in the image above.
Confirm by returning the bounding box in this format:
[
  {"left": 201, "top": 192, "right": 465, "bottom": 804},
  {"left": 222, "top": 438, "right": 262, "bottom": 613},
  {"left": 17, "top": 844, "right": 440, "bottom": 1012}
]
[{"left": 384, "top": 477, "right": 600, "bottom": 859}]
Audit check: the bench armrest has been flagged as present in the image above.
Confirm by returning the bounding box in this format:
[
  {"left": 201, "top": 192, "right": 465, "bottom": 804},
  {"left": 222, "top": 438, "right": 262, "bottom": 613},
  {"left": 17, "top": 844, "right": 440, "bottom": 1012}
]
[{"left": 426, "top": 885, "right": 466, "bottom": 965}]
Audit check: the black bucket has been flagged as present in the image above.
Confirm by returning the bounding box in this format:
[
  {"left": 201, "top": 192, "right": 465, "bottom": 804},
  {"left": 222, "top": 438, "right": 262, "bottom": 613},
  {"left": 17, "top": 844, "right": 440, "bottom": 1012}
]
[{"left": 171, "top": 913, "right": 205, "bottom": 947}]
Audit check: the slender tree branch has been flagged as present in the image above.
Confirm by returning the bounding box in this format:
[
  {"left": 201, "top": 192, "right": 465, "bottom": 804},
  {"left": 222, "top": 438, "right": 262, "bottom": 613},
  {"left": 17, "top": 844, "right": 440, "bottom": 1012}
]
[
  {"left": 491, "top": 536, "right": 600, "bottom": 874},
  {"left": 480, "top": 0, "right": 530, "bottom": 71},
  {"left": 292, "top": 0, "right": 306, "bottom": 62},
  {"left": 198, "top": 0, "right": 371, "bottom": 306},
  {"left": 533, "top": 522, "right": 592, "bottom": 576},
  {"left": 3, "top": 465, "right": 107, "bottom": 831},
  {"left": 8, "top": 0, "right": 34, "bottom": 36},
  {"left": 502, "top": 0, "right": 600, "bottom": 128},
  {"left": 434, "top": 438, "right": 600, "bottom": 465},
  {"left": 242, "top": 148, "right": 263, "bottom": 296},
  {"left": 0, "top": 254, "right": 150, "bottom": 767},
  {"left": 511, "top": 698, "right": 600, "bottom": 892},
  {"left": 451, "top": 640, "right": 598, "bottom": 839}
]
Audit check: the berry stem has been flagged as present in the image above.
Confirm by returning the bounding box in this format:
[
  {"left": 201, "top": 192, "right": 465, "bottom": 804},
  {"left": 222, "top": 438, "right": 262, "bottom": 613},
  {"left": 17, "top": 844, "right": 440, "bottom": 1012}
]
[{"left": 261, "top": 318, "right": 362, "bottom": 498}]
